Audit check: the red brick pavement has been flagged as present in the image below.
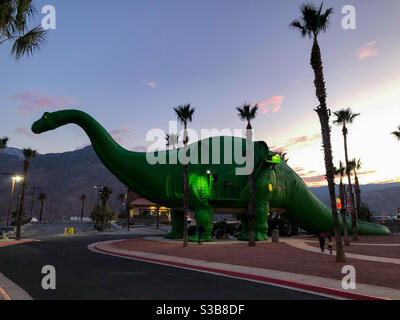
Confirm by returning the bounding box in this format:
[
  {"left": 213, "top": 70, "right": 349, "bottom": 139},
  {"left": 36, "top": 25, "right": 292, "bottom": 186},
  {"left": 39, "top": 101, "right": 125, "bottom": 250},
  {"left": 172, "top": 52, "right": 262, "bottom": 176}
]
[{"left": 111, "top": 238, "right": 400, "bottom": 290}]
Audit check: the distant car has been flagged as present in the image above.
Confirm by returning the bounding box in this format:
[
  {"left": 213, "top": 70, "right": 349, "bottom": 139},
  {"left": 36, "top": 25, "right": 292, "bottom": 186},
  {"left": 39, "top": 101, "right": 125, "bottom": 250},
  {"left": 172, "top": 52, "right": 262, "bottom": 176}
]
[{"left": 30, "top": 217, "right": 38, "bottom": 223}]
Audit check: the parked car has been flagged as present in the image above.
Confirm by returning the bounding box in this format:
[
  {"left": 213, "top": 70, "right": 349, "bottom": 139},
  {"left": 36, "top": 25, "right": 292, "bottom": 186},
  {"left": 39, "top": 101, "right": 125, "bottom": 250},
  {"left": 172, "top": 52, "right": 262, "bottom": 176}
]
[{"left": 30, "top": 217, "right": 38, "bottom": 223}]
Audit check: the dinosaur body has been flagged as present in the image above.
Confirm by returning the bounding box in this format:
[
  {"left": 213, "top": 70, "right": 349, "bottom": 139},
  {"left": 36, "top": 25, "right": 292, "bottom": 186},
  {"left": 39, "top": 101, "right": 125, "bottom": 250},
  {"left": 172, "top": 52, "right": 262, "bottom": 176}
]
[{"left": 32, "top": 110, "right": 390, "bottom": 241}]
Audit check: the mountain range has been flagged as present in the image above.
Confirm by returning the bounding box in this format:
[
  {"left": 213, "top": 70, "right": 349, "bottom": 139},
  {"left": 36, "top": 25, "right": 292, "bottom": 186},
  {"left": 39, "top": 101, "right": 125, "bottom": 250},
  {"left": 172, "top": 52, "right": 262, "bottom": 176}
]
[{"left": 1, "top": 146, "right": 399, "bottom": 221}]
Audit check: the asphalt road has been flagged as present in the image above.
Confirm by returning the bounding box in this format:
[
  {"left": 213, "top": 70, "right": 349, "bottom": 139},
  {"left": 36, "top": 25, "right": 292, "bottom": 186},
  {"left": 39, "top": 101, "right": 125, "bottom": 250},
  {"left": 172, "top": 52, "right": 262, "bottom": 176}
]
[{"left": 0, "top": 233, "right": 332, "bottom": 300}]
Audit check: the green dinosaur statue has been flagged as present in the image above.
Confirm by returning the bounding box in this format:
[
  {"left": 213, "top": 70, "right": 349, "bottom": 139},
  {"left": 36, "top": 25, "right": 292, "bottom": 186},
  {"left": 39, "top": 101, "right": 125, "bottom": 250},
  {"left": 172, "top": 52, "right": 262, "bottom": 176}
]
[{"left": 31, "top": 110, "right": 390, "bottom": 241}]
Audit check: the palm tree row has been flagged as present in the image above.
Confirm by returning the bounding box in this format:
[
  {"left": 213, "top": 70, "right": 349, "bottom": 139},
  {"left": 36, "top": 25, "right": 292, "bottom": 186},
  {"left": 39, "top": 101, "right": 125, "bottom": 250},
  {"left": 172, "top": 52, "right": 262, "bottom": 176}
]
[{"left": 333, "top": 108, "right": 360, "bottom": 241}]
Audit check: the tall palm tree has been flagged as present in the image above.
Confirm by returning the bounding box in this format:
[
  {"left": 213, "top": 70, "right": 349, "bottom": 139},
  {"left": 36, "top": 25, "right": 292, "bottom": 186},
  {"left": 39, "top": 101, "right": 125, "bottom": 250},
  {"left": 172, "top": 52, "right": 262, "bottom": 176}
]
[
  {"left": 349, "top": 158, "right": 362, "bottom": 217},
  {"left": 37, "top": 192, "right": 46, "bottom": 221},
  {"left": 291, "top": 2, "right": 346, "bottom": 261},
  {"left": 0, "top": 0, "right": 47, "bottom": 59},
  {"left": 334, "top": 161, "right": 350, "bottom": 246},
  {"left": 79, "top": 194, "right": 86, "bottom": 221},
  {"left": 165, "top": 133, "right": 180, "bottom": 150},
  {"left": 173, "top": 104, "right": 195, "bottom": 247},
  {"left": 16, "top": 148, "right": 37, "bottom": 240},
  {"left": 99, "top": 186, "right": 112, "bottom": 231},
  {"left": 237, "top": 103, "right": 258, "bottom": 247},
  {"left": 333, "top": 108, "right": 360, "bottom": 241},
  {"left": 0, "top": 136, "right": 8, "bottom": 150},
  {"left": 391, "top": 126, "right": 400, "bottom": 141}
]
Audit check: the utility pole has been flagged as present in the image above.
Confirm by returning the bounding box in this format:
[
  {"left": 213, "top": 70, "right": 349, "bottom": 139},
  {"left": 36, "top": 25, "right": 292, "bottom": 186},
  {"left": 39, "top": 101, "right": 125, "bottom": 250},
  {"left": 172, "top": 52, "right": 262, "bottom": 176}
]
[{"left": 29, "top": 185, "right": 40, "bottom": 218}]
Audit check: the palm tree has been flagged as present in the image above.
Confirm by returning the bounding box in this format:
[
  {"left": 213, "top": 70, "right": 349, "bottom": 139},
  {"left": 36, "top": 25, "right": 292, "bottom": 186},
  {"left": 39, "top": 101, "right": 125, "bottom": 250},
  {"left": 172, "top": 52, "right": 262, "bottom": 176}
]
[
  {"left": 0, "top": 0, "right": 47, "bottom": 59},
  {"left": 99, "top": 186, "right": 112, "bottom": 230},
  {"left": 37, "top": 192, "right": 46, "bottom": 222},
  {"left": 391, "top": 126, "right": 400, "bottom": 141},
  {"left": 173, "top": 104, "right": 195, "bottom": 247},
  {"left": 79, "top": 194, "right": 86, "bottom": 221},
  {"left": 349, "top": 158, "right": 362, "bottom": 217},
  {"left": 16, "top": 148, "right": 37, "bottom": 240},
  {"left": 237, "top": 103, "right": 258, "bottom": 247},
  {"left": 291, "top": 2, "right": 346, "bottom": 261},
  {"left": 165, "top": 133, "right": 180, "bottom": 150},
  {"left": 333, "top": 108, "right": 360, "bottom": 241},
  {"left": 334, "top": 161, "right": 350, "bottom": 246},
  {"left": 0, "top": 136, "right": 8, "bottom": 150}
]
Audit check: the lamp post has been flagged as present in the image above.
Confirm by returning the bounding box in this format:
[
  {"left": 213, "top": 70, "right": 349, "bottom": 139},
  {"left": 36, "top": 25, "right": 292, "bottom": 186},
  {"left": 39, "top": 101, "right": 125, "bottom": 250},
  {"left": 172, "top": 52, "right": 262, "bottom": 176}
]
[
  {"left": 6, "top": 175, "right": 23, "bottom": 229},
  {"left": 93, "top": 185, "right": 104, "bottom": 206},
  {"left": 29, "top": 184, "right": 40, "bottom": 219}
]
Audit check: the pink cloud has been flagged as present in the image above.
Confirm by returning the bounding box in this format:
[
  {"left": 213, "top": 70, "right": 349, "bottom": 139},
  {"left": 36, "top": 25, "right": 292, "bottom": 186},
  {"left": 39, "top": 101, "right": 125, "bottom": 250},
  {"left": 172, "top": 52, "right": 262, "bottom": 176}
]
[
  {"left": 11, "top": 90, "right": 38, "bottom": 102},
  {"left": 355, "top": 41, "right": 378, "bottom": 61},
  {"left": 110, "top": 124, "right": 132, "bottom": 144},
  {"left": 147, "top": 81, "right": 157, "bottom": 88},
  {"left": 256, "top": 96, "right": 285, "bottom": 114},
  {"left": 13, "top": 127, "right": 35, "bottom": 138},
  {"left": 131, "top": 145, "right": 148, "bottom": 152},
  {"left": 272, "top": 133, "right": 321, "bottom": 153},
  {"left": 13, "top": 91, "right": 79, "bottom": 115}
]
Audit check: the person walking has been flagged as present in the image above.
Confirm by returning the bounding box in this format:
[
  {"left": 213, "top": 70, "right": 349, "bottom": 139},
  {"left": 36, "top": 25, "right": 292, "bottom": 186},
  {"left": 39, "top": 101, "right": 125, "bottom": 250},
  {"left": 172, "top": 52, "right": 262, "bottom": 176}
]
[
  {"left": 327, "top": 233, "right": 333, "bottom": 254},
  {"left": 198, "top": 224, "right": 205, "bottom": 245},
  {"left": 318, "top": 232, "right": 326, "bottom": 252}
]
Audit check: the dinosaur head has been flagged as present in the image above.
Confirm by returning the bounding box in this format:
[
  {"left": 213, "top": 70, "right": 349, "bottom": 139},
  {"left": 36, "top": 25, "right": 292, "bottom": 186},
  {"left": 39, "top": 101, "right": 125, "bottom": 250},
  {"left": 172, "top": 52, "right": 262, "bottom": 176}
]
[{"left": 31, "top": 112, "right": 57, "bottom": 134}]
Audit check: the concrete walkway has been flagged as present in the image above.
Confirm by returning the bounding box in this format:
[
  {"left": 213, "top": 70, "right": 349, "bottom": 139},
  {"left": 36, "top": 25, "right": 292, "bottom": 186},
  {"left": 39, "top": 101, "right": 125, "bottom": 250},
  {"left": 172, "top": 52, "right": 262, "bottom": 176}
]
[
  {"left": 283, "top": 239, "right": 400, "bottom": 265},
  {"left": 90, "top": 239, "right": 400, "bottom": 300}
]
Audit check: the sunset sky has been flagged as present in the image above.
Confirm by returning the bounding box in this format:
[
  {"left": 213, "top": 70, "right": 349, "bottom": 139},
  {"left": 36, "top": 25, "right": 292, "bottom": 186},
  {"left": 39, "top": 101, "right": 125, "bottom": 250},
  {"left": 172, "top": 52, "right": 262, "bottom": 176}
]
[{"left": 1, "top": 0, "right": 399, "bottom": 187}]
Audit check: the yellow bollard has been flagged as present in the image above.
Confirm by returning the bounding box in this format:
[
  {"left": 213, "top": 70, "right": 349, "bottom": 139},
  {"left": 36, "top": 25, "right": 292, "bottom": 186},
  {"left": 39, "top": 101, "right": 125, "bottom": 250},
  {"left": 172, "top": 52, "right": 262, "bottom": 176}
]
[{"left": 64, "top": 228, "right": 74, "bottom": 235}]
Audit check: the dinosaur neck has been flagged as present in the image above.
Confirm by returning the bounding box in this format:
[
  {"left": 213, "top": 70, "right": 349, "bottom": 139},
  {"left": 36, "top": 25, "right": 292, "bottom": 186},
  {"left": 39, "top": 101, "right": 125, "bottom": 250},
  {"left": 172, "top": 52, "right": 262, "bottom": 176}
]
[
  {"left": 52, "top": 110, "right": 124, "bottom": 157},
  {"left": 51, "top": 110, "right": 154, "bottom": 197}
]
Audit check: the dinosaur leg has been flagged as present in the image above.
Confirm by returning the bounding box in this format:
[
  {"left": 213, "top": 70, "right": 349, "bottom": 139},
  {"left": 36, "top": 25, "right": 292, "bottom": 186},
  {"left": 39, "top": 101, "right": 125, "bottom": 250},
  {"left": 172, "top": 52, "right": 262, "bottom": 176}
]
[
  {"left": 164, "top": 210, "right": 184, "bottom": 239},
  {"left": 189, "top": 207, "right": 214, "bottom": 243},
  {"left": 237, "top": 201, "right": 269, "bottom": 241}
]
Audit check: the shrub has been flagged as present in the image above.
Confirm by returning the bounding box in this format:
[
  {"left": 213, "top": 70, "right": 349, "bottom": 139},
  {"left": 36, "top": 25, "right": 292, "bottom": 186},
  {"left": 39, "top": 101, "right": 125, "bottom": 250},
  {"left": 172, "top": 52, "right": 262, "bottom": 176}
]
[{"left": 90, "top": 205, "right": 116, "bottom": 231}]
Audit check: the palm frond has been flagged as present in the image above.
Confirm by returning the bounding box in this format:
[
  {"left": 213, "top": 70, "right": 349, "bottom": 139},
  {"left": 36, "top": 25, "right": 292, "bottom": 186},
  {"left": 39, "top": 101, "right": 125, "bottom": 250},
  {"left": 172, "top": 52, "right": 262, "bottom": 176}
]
[
  {"left": 22, "top": 147, "right": 37, "bottom": 160},
  {"left": 11, "top": 25, "right": 46, "bottom": 59},
  {"left": 0, "top": 136, "right": 9, "bottom": 149},
  {"left": 333, "top": 108, "right": 360, "bottom": 125},
  {"left": 291, "top": 2, "right": 333, "bottom": 38}
]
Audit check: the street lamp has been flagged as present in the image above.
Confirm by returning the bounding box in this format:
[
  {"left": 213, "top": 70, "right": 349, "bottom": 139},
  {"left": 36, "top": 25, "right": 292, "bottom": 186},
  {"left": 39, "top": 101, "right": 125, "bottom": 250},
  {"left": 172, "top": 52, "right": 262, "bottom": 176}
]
[
  {"left": 6, "top": 175, "right": 23, "bottom": 229},
  {"left": 93, "top": 185, "right": 104, "bottom": 206}
]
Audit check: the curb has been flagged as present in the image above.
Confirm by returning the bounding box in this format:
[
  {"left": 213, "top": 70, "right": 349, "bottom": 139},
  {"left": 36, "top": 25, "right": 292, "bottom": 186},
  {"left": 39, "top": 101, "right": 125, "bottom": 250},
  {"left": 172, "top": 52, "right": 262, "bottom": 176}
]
[
  {"left": 0, "top": 273, "right": 33, "bottom": 300},
  {"left": 92, "top": 242, "right": 387, "bottom": 301},
  {"left": 0, "top": 240, "right": 37, "bottom": 248}
]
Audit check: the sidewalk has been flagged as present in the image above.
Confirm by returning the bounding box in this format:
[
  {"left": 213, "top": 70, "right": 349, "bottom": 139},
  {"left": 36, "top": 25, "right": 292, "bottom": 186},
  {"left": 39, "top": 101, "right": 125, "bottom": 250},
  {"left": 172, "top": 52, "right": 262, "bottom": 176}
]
[{"left": 90, "top": 236, "right": 400, "bottom": 300}]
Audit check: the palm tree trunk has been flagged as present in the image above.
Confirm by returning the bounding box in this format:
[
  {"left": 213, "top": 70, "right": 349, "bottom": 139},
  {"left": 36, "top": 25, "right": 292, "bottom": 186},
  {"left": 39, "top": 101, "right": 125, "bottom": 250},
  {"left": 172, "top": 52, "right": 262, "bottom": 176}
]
[
  {"left": 39, "top": 200, "right": 44, "bottom": 222},
  {"left": 246, "top": 125, "right": 256, "bottom": 247},
  {"left": 16, "top": 160, "right": 29, "bottom": 240},
  {"left": 80, "top": 199, "right": 85, "bottom": 221},
  {"left": 248, "top": 173, "right": 256, "bottom": 247},
  {"left": 183, "top": 126, "right": 189, "bottom": 247},
  {"left": 339, "top": 179, "right": 350, "bottom": 246},
  {"left": 311, "top": 38, "right": 345, "bottom": 262},
  {"left": 343, "top": 129, "right": 358, "bottom": 241},
  {"left": 354, "top": 172, "right": 361, "bottom": 217}
]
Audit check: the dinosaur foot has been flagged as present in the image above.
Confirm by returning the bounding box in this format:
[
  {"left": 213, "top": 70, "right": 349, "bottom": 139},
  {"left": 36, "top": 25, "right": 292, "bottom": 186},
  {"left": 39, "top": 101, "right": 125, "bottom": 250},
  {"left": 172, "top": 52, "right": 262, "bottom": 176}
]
[
  {"left": 236, "top": 231, "right": 268, "bottom": 241},
  {"left": 188, "top": 234, "right": 212, "bottom": 243}
]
